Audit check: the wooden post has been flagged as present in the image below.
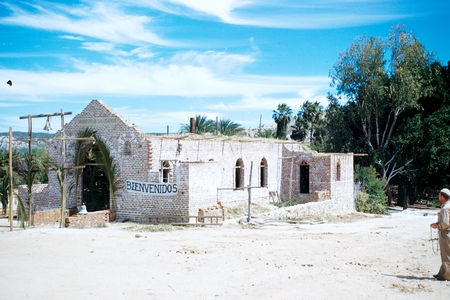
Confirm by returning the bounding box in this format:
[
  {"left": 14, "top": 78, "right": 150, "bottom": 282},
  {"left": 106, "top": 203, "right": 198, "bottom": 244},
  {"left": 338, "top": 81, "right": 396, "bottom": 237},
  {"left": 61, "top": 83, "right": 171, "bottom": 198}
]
[
  {"left": 9, "top": 127, "right": 13, "bottom": 231},
  {"left": 190, "top": 117, "right": 194, "bottom": 133},
  {"left": 60, "top": 109, "right": 66, "bottom": 228},
  {"left": 289, "top": 156, "right": 294, "bottom": 200},
  {"left": 247, "top": 161, "right": 253, "bottom": 223}
]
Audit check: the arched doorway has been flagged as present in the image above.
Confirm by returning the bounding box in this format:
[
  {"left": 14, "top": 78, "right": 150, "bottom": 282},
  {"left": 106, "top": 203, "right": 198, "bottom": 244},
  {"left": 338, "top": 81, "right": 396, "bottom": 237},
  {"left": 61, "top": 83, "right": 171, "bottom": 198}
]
[{"left": 81, "top": 145, "right": 110, "bottom": 212}]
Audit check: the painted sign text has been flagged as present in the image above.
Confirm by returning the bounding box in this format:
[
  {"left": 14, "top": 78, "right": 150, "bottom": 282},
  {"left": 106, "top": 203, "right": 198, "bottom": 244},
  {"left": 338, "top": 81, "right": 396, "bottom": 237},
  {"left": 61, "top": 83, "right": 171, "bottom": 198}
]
[
  {"left": 76, "top": 117, "right": 119, "bottom": 127},
  {"left": 126, "top": 180, "right": 178, "bottom": 196}
]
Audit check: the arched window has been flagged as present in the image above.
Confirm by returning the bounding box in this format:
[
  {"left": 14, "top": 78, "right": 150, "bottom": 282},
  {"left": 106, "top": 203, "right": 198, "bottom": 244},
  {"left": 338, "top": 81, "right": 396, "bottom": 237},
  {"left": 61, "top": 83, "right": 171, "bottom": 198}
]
[
  {"left": 162, "top": 161, "right": 173, "bottom": 183},
  {"left": 299, "top": 160, "right": 310, "bottom": 194},
  {"left": 336, "top": 159, "right": 341, "bottom": 181},
  {"left": 260, "top": 158, "right": 268, "bottom": 187},
  {"left": 235, "top": 159, "right": 244, "bottom": 189}
]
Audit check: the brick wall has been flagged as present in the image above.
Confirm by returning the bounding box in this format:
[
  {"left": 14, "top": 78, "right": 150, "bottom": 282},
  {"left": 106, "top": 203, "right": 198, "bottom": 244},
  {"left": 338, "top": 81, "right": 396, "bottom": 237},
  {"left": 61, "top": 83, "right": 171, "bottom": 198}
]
[
  {"left": 17, "top": 184, "right": 53, "bottom": 211},
  {"left": 65, "top": 210, "right": 115, "bottom": 227},
  {"left": 33, "top": 209, "right": 65, "bottom": 226}
]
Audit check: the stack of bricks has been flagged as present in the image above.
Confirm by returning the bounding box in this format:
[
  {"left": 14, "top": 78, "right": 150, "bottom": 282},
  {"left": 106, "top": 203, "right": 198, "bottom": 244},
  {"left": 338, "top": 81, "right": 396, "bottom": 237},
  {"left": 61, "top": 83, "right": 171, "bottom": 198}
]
[
  {"left": 65, "top": 209, "right": 115, "bottom": 227},
  {"left": 33, "top": 209, "right": 65, "bottom": 226},
  {"left": 198, "top": 204, "right": 224, "bottom": 223}
]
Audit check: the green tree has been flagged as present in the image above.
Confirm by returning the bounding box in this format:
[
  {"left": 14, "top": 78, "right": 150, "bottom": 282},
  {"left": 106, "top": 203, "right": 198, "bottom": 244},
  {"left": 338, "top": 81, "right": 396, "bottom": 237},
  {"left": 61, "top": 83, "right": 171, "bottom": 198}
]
[
  {"left": 299, "top": 100, "right": 324, "bottom": 144},
  {"left": 330, "top": 25, "right": 435, "bottom": 189},
  {"left": 218, "top": 119, "right": 245, "bottom": 136},
  {"left": 290, "top": 116, "right": 308, "bottom": 142},
  {"left": 272, "top": 103, "right": 293, "bottom": 140},
  {"left": 180, "top": 115, "right": 215, "bottom": 134},
  {"left": 354, "top": 166, "right": 388, "bottom": 214},
  {"left": 322, "top": 93, "right": 354, "bottom": 152}
]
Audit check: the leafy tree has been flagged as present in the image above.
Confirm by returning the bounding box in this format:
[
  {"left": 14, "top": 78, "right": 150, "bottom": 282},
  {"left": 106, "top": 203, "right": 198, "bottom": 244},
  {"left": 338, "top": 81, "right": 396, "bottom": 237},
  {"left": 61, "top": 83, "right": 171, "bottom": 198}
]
[
  {"left": 180, "top": 115, "right": 215, "bottom": 134},
  {"left": 217, "top": 119, "right": 245, "bottom": 136},
  {"left": 272, "top": 103, "right": 293, "bottom": 140},
  {"left": 322, "top": 93, "right": 354, "bottom": 152},
  {"left": 330, "top": 25, "right": 435, "bottom": 189},
  {"left": 290, "top": 116, "right": 308, "bottom": 141}
]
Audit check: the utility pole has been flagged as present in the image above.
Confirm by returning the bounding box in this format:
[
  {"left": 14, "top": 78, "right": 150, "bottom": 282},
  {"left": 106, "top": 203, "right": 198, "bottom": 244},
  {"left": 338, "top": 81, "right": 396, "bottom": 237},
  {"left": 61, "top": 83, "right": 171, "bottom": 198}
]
[
  {"left": 9, "top": 127, "right": 13, "bottom": 231},
  {"left": 247, "top": 161, "right": 253, "bottom": 223}
]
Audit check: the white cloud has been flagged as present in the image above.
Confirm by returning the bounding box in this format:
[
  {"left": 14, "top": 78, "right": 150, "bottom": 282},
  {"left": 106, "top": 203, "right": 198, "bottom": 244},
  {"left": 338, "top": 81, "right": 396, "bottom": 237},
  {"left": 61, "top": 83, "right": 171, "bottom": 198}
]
[
  {"left": 59, "top": 35, "right": 85, "bottom": 41},
  {"left": 81, "top": 42, "right": 116, "bottom": 52},
  {"left": 168, "top": 0, "right": 250, "bottom": 23},
  {"left": 169, "top": 50, "right": 255, "bottom": 74},
  {"left": 0, "top": 2, "right": 172, "bottom": 46},
  {"left": 136, "top": 0, "right": 413, "bottom": 29},
  {"left": 0, "top": 56, "right": 330, "bottom": 103}
]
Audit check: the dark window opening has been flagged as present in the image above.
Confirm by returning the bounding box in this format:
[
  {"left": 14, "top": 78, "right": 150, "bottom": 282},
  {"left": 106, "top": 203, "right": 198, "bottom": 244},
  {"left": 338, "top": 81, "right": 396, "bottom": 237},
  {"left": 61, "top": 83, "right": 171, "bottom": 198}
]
[
  {"left": 299, "top": 161, "right": 310, "bottom": 194},
  {"left": 235, "top": 159, "right": 244, "bottom": 189},
  {"left": 162, "top": 161, "right": 172, "bottom": 183},
  {"left": 336, "top": 160, "right": 341, "bottom": 181},
  {"left": 260, "top": 158, "right": 268, "bottom": 187}
]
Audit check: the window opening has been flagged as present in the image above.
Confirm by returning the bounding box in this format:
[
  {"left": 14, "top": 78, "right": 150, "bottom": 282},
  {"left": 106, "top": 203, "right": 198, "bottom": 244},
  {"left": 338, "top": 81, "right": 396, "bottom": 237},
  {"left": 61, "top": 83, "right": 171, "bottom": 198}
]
[
  {"left": 260, "top": 158, "right": 268, "bottom": 187},
  {"left": 299, "top": 160, "right": 310, "bottom": 194},
  {"left": 336, "top": 159, "right": 341, "bottom": 181},
  {"left": 162, "top": 161, "right": 173, "bottom": 183},
  {"left": 235, "top": 159, "right": 244, "bottom": 188},
  {"left": 124, "top": 141, "right": 132, "bottom": 155}
]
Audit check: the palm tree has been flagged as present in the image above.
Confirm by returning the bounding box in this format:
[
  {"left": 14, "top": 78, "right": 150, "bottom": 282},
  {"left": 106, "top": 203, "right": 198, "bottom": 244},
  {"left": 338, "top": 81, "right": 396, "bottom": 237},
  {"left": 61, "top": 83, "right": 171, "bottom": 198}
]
[
  {"left": 299, "top": 100, "right": 324, "bottom": 144},
  {"left": 72, "top": 128, "right": 96, "bottom": 209},
  {"left": 290, "top": 116, "right": 308, "bottom": 141},
  {"left": 272, "top": 103, "right": 293, "bottom": 140},
  {"left": 0, "top": 168, "right": 27, "bottom": 228},
  {"left": 95, "top": 137, "right": 122, "bottom": 211},
  {"left": 218, "top": 119, "right": 245, "bottom": 136},
  {"left": 180, "top": 115, "right": 215, "bottom": 134}
]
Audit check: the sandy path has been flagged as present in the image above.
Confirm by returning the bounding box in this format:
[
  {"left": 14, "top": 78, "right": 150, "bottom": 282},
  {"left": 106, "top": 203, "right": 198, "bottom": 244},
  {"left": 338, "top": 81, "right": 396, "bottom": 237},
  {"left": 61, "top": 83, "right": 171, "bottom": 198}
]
[{"left": 1, "top": 208, "right": 449, "bottom": 300}]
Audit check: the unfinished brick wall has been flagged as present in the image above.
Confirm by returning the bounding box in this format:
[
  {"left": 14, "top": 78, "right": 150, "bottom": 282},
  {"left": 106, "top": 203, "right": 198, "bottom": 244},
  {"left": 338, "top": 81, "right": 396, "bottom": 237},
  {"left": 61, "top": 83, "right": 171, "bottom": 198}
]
[
  {"left": 65, "top": 209, "right": 115, "bottom": 227},
  {"left": 33, "top": 209, "right": 65, "bottom": 226}
]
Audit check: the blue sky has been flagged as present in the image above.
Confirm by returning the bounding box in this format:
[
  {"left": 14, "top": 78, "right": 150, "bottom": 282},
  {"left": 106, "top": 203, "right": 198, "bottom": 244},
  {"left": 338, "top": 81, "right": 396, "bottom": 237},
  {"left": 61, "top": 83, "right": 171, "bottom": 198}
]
[{"left": 1, "top": 0, "right": 449, "bottom": 133}]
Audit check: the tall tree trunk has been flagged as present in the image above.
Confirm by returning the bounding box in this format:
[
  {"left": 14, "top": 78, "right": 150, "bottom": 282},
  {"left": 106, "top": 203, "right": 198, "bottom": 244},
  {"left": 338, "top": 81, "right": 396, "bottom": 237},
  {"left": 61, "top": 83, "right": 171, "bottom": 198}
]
[{"left": 397, "top": 185, "right": 409, "bottom": 210}]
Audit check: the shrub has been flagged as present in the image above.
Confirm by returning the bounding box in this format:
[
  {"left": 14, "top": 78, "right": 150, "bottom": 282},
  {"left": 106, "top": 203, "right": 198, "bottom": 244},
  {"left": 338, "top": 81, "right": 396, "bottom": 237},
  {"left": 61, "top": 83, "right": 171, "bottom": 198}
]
[{"left": 354, "top": 166, "right": 388, "bottom": 214}]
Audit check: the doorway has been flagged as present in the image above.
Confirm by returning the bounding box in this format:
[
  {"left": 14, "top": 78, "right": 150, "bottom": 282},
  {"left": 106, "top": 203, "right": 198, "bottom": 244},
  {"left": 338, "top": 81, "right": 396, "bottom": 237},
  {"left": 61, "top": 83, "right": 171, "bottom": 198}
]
[
  {"left": 299, "top": 162, "right": 310, "bottom": 194},
  {"left": 81, "top": 145, "right": 110, "bottom": 212}
]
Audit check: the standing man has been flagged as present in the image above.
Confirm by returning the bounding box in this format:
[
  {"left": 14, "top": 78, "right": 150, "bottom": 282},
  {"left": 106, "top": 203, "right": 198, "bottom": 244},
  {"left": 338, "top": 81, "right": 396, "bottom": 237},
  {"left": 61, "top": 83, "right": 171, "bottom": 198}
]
[{"left": 430, "top": 188, "right": 450, "bottom": 281}]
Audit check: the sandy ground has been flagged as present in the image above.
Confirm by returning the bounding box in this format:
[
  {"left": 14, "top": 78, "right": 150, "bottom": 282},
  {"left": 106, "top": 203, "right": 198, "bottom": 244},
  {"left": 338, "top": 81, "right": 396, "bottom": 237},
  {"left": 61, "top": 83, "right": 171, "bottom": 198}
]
[{"left": 1, "top": 207, "right": 449, "bottom": 300}]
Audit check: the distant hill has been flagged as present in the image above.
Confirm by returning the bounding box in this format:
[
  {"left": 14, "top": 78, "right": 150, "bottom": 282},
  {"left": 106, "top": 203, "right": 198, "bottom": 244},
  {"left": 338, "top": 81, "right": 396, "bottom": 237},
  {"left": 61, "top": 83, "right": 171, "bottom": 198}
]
[{"left": 0, "top": 131, "right": 52, "bottom": 152}]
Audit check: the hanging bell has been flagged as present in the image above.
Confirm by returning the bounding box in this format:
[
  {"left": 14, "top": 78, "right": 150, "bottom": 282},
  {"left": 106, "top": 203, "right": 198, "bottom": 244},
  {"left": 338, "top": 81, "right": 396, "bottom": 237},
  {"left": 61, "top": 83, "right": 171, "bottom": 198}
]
[
  {"left": 43, "top": 116, "right": 52, "bottom": 131},
  {"left": 78, "top": 204, "right": 88, "bottom": 214}
]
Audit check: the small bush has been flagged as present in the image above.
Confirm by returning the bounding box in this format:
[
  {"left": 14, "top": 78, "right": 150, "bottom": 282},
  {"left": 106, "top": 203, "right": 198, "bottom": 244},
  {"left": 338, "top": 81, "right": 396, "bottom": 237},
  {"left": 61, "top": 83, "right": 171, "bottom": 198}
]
[
  {"left": 272, "top": 200, "right": 298, "bottom": 208},
  {"left": 355, "top": 166, "right": 388, "bottom": 215}
]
